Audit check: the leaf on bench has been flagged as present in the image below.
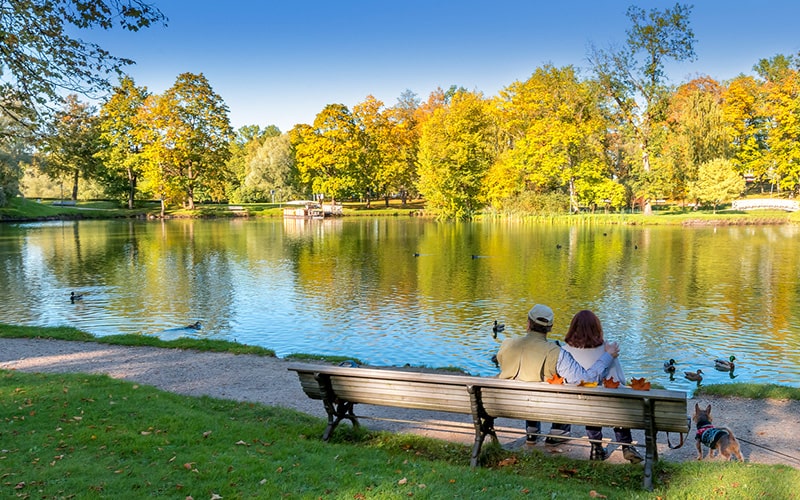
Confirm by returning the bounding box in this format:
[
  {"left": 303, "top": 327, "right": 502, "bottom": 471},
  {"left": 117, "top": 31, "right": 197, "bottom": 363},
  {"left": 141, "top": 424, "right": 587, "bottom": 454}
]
[
  {"left": 603, "top": 377, "right": 621, "bottom": 388},
  {"left": 630, "top": 377, "right": 651, "bottom": 391},
  {"left": 578, "top": 380, "right": 598, "bottom": 387},
  {"left": 546, "top": 373, "right": 565, "bottom": 384}
]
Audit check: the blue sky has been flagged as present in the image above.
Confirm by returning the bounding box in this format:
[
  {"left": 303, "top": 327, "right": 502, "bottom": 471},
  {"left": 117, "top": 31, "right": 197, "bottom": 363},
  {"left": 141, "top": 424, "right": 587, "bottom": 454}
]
[{"left": 87, "top": 1, "right": 800, "bottom": 132}]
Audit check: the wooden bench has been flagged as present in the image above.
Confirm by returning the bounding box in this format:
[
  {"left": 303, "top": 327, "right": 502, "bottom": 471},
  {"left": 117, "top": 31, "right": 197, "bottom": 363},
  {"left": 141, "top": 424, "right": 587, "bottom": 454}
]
[{"left": 288, "top": 363, "right": 689, "bottom": 490}]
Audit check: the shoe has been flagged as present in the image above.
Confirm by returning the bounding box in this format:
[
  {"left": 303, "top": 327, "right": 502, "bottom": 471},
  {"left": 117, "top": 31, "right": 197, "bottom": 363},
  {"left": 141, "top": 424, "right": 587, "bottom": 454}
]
[
  {"left": 590, "top": 443, "right": 608, "bottom": 461},
  {"left": 545, "top": 428, "right": 569, "bottom": 445},
  {"left": 525, "top": 435, "right": 538, "bottom": 446},
  {"left": 622, "top": 446, "right": 644, "bottom": 464}
]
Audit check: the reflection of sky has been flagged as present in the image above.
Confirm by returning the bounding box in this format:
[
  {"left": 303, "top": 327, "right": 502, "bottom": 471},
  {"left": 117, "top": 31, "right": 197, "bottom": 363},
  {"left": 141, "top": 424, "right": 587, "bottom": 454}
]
[{"left": 1, "top": 219, "right": 799, "bottom": 394}]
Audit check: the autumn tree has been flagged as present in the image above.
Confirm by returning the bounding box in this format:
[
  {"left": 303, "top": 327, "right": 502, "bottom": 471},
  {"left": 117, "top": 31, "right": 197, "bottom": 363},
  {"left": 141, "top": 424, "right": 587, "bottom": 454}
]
[
  {"left": 763, "top": 66, "right": 800, "bottom": 194},
  {"left": 293, "top": 104, "right": 361, "bottom": 203},
  {"left": 688, "top": 158, "right": 745, "bottom": 213},
  {"left": 417, "top": 90, "right": 497, "bottom": 220},
  {"left": 39, "top": 94, "right": 102, "bottom": 201},
  {"left": 660, "top": 77, "right": 729, "bottom": 203},
  {"left": 96, "top": 76, "right": 149, "bottom": 208},
  {"left": 722, "top": 75, "right": 771, "bottom": 192},
  {"left": 488, "top": 65, "right": 613, "bottom": 212},
  {"left": 589, "top": 3, "right": 696, "bottom": 213}
]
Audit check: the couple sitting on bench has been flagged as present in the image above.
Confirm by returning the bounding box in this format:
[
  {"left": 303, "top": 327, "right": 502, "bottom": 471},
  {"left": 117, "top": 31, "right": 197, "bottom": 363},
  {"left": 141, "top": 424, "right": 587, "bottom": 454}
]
[{"left": 495, "top": 304, "right": 644, "bottom": 463}]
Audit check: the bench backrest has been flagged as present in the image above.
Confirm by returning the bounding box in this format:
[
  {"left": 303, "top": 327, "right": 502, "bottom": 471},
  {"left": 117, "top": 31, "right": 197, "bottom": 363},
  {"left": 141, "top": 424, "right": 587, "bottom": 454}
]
[{"left": 288, "top": 363, "right": 689, "bottom": 433}]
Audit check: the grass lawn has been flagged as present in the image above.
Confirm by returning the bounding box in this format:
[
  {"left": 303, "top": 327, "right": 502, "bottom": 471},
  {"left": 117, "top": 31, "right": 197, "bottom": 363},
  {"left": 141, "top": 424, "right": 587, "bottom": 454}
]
[{"left": 2, "top": 324, "right": 800, "bottom": 498}]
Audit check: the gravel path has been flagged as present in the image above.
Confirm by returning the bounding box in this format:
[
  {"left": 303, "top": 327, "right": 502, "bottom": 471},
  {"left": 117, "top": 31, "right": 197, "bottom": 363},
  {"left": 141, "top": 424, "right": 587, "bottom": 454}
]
[{"left": 2, "top": 338, "right": 799, "bottom": 468}]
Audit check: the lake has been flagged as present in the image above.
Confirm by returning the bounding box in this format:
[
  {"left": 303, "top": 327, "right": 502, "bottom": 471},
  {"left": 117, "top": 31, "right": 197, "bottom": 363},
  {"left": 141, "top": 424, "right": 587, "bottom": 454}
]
[{"left": 1, "top": 217, "right": 799, "bottom": 393}]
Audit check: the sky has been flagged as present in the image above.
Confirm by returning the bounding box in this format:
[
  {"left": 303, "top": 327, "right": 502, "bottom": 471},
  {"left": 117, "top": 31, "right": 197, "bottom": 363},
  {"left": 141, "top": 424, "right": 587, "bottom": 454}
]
[{"left": 85, "top": 0, "right": 800, "bottom": 132}]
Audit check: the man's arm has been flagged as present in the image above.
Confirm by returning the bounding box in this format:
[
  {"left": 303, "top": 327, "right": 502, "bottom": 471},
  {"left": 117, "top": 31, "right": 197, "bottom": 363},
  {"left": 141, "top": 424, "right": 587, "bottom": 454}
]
[{"left": 556, "top": 349, "right": 614, "bottom": 384}]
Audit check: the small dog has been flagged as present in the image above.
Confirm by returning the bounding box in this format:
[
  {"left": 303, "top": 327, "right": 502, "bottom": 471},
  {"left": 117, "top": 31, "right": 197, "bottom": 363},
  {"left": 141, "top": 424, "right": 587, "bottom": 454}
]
[{"left": 692, "top": 403, "right": 744, "bottom": 461}]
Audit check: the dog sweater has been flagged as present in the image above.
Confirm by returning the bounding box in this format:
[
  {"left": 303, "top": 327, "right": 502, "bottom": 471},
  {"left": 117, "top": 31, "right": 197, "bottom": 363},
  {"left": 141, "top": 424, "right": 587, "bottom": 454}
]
[{"left": 696, "top": 424, "right": 728, "bottom": 449}]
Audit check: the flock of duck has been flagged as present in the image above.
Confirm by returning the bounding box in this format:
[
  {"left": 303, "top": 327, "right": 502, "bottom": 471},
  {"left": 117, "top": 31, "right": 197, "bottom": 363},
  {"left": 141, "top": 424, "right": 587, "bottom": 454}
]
[{"left": 664, "top": 355, "right": 737, "bottom": 383}]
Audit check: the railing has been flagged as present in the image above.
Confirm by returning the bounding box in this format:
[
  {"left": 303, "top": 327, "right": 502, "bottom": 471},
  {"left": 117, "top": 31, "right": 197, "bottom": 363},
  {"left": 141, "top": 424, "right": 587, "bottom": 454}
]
[{"left": 731, "top": 198, "right": 799, "bottom": 212}]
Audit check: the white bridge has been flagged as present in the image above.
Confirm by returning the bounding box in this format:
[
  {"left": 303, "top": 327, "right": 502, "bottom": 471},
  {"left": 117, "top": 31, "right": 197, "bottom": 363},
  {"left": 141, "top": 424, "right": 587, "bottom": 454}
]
[{"left": 732, "top": 198, "right": 799, "bottom": 212}]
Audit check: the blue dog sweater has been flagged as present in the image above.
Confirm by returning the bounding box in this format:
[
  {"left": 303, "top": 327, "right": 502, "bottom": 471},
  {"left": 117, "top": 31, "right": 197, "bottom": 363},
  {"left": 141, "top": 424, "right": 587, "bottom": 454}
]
[{"left": 696, "top": 424, "right": 728, "bottom": 448}]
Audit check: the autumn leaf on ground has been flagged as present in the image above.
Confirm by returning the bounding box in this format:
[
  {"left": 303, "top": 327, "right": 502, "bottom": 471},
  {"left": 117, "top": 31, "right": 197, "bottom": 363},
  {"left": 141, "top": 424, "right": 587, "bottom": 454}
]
[
  {"left": 235, "top": 440, "right": 249, "bottom": 446},
  {"left": 498, "top": 456, "right": 518, "bottom": 467},
  {"left": 578, "top": 380, "right": 598, "bottom": 387},
  {"left": 398, "top": 477, "right": 408, "bottom": 485},
  {"left": 210, "top": 494, "right": 222, "bottom": 500},
  {"left": 546, "top": 373, "right": 564, "bottom": 384},
  {"left": 202, "top": 430, "right": 212, "bottom": 438},
  {"left": 589, "top": 490, "right": 608, "bottom": 498},
  {"left": 603, "top": 377, "right": 621, "bottom": 388},
  {"left": 557, "top": 466, "right": 577, "bottom": 477},
  {"left": 630, "top": 378, "right": 651, "bottom": 391}
]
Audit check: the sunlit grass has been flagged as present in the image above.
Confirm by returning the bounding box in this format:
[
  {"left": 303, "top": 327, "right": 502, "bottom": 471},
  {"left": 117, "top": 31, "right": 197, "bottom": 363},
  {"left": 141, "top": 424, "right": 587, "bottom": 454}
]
[
  {"left": 2, "top": 369, "right": 798, "bottom": 498},
  {"left": 697, "top": 383, "right": 800, "bottom": 400}
]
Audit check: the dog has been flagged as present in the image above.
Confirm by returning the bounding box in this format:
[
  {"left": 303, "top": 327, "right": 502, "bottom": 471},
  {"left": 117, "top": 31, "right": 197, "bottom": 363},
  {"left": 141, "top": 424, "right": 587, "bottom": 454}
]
[{"left": 692, "top": 403, "right": 744, "bottom": 461}]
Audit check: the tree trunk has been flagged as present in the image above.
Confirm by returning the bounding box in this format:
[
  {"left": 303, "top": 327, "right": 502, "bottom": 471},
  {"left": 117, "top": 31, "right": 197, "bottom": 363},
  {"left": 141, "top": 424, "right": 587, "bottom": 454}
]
[
  {"left": 127, "top": 169, "right": 137, "bottom": 210},
  {"left": 71, "top": 170, "right": 79, "bottom": 201}
]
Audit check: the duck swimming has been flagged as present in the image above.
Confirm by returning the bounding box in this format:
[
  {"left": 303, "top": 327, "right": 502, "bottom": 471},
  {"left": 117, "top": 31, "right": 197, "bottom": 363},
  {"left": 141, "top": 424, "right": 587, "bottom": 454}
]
[
  {"left": 684, "top": 369, "right": 704, "bottom": 382},
  {"left": 492, "top": 320, "right": 505, "bottom": 338},
  {"left": 70, "top": 292, "right": 84, "bottom": 302},
  {"left": 663, "top": 359, "right": 676, "bottom": 373},
  {"left": 715, "top": 355, "right": 736, "bottom": 371}
]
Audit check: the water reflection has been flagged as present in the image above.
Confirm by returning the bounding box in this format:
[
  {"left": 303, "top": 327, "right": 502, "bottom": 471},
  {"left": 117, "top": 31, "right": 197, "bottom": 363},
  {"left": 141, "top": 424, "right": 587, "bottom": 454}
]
[{"left": 1, "top": 218, "right": 799, "bottom": 393}]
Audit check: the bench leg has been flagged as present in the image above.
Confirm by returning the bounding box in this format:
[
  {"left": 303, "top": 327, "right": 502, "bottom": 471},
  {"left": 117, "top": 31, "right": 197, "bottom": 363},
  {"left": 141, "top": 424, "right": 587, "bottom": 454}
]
[
  {"left": 467, "top": 385, "right": 497, "bottom": 467},
  {"left": 642, "top": 398, "right": 657, "bottom": 491},
  {"left": 321, "top": 399, "right": 359, "bottom": 441}
]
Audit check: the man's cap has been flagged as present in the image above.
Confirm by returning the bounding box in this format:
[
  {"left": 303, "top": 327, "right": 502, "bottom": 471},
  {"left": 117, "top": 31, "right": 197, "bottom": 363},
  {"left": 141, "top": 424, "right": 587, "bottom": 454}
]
[{"left": 528, "top": 304, "right": 554, "bottom": 327}]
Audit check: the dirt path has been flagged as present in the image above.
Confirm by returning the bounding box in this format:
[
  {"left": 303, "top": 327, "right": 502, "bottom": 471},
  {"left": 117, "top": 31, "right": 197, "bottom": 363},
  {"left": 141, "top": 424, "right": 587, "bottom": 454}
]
[{"left": 2, "top": 338, "right": 799, "bottom": 468}]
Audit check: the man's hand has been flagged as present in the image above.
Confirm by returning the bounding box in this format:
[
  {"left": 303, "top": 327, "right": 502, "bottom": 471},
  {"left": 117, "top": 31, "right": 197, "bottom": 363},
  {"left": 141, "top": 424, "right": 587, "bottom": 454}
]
[{"left": 604, "top": 341, "right": 620, "bottom": 358}]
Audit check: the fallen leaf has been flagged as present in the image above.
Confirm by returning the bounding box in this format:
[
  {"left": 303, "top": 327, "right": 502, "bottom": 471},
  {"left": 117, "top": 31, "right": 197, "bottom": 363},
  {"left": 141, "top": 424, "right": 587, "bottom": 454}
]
[
  {"left": 589, "top": 490, "right": 607, "bottom": 498},
  {"left": 235, "top": 440, "right": 249, "bottom": 446},
  {"left": 203, "top": 431, "right": 212, "bottom": 438},
  {"left": 498, "top": 456, "right": 518, "bottom": 467},
  {"left": 603, "top": 377, "right": 621, "bottom": 388},
  {"left": 630, "top": 377, "right": 651, "bottom": 391},
  {"left": 578, "top": 380, "right": 598, "bottom": 387},
  {"left": 398, "top": 477, "right": 408, "bottom": 485},
  {"left": 546, "top": 373, "right": 564, "bottom": 384},
  {"left": 211, "top": 494, "right": 222, "bottom": 500}
]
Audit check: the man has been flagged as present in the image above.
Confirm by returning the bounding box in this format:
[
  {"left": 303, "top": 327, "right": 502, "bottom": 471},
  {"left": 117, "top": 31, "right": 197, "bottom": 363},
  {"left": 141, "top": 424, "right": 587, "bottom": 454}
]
[{"left": 496, "top": 304, "right": 619, "bottom": 444}]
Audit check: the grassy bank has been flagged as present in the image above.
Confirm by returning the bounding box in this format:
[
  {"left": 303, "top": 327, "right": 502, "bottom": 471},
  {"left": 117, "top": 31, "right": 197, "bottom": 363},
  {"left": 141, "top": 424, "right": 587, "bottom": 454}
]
[
  {"left": 2, "top": 324, "right": 800, "bottom": 498},
  {"left": 3, "top": 196, "right": 800, "bottom": 223}
]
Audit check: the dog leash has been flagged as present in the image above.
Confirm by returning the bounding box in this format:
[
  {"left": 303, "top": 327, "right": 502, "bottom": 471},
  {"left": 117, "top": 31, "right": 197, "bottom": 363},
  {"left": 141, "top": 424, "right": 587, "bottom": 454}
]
[{"left": 736, "top": 437, "right": 800, "bottom": 465}]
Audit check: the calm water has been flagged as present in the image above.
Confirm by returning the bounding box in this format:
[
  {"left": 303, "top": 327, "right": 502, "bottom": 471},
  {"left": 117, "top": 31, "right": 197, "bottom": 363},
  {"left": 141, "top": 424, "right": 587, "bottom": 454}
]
[{"left": 1, "top": 217, "right": 799, "bottom": 393}]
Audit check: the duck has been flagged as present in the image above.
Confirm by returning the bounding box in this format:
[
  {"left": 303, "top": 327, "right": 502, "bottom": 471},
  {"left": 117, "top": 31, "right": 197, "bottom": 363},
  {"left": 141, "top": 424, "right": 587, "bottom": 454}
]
[
  {"left": 684, "top": 369, "right": 704, "bottom": 382},
  {"left": 663, "top": 358, "right": 677, "bottom": 373},
  {"left": 186, "top": 321, "right": 202, "bottom": 329},
  {"left": 70, "top": 291, "right": 84, "bottom": 302},
  {"left": 492, "top": 320, "right": 505, "bottom": 338},
  {"left": 715, "top": 355, "right": 736, "bottom": 371}
]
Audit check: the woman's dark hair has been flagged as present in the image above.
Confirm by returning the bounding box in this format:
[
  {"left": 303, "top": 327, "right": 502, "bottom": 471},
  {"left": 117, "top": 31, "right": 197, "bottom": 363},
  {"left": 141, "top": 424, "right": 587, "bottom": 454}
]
[{"left": 564, "top": 310, "right": 604, "bottom": 348}]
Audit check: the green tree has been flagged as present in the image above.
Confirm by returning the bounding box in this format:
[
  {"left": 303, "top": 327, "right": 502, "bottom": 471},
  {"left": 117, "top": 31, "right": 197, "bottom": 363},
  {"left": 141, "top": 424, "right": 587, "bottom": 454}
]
[
  {"left": 589, "top": 3, "right": 696, "bottom": 213},
  {"left": 39, "top": 94, "right": 102, "bottom": 201},
  {"left": 96, "top": 76, "right": 149, "bottom": 208},
  {"left": 241, "top": 133, "right": 295, "bottom": 202},
  {"left": 417, "top": 90, "right": 496, "bottom": 220},
  {"left": 293, "top": 104, "right": 361, "bottom": 203},
  {"left": 139, "top": 73, "right": 234, "bottom": 211},
  {"left": 688, "top": 158, "right": 745, "bottom": 213},
  {"left": 0, "top": 0, "right": 165, "bottom": 128},
  {"left": 227, "top": 124, "right": 281, "bottom": 202}
]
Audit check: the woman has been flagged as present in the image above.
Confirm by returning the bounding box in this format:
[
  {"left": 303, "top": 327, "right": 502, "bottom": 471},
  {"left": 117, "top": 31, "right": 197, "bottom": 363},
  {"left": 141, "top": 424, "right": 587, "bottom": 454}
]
[{"left": 561, "top": 310, "right": 644, "bottom": 463}]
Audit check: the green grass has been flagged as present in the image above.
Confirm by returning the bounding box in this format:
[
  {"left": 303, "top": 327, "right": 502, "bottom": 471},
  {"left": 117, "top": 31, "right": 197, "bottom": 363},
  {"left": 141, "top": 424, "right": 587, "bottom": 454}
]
[
  {"left": 696, "top": 383, "right": 800, "bottom": 400},
  {"left": 1, "top": 325, "right": 800, "bottom": 497},
  {"left": 0, "top": 323, "right": 275, "bottom": 357},
  {"left": 3, "top": 370, "right": 799, "bottom": 499}
]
